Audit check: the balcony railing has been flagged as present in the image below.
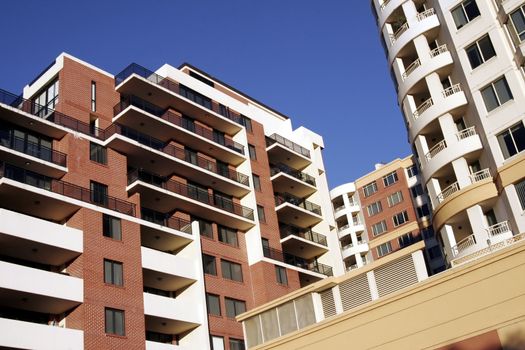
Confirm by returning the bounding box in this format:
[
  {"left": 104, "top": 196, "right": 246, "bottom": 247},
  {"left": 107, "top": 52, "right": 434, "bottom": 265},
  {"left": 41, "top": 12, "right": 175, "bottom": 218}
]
[
  {"left": 412, "top": 98, "right": 433, "bottom": 120},
  {"left": 334, "top": 204, "right": 345, "bottom": 213},
  {"left": 105, "top": 124, "right": 249, "bottom": 186},
  {"left": 390, "top": 22, "right": 409, "bottom": 45},
  {"left": 141, "top": 207, "right": 193, "bottom": 234},
  {"left": 487, "top": 221, "right": 511, "bottom": 237},
  {"left": 425, "top": 139, "right": 446, "bottom": 161},
  {"left": 416, "top": 8, "right": 435, "bottom": 21},
  {"left": 451, "top": 234, "right": 476, "bottom": 257},
  {"left": 114, "top": 95, "right": 245, "bottom": 155},
  {"left": 402, "top": 58, "right": 421, "bottom": 80},
  {"left": 114, "top": 63, "right": 246, "bottom": 126},
  {"left": 262, "top": 246, "right": 333, "bottom": 276},
  {"left": 436, "top": 181, "right": 460, "bottom": 203},
  {"left": 0, "top": 162, "right": 136, "bottom": 216},
  {"left": 469, "top": 168, "right": 491, "bottom": 184},
  {"left": 380, "top": 0, "right": 391, "bottom": 10},
  {"left": 270, "top": 163, "right": 316, "bottom": 186},
  {"left": 442, "top": 83, "right": 462, "bottom": 98},
  {"left": 128, "top": 169, "right": 254, "bottom": 220},
  {"left": 0, "top": 131, "right": 67, "bottom": 167},
  {"left": 352, "top": 216, "right": 362, "bottom": 226},
  {"left": 279, "top": 224, "right": 327, "bottom": 246},
  {"left": 274, "top": 192, "right": 322, "bottom": 216},
  {"left": 266, "top": 134, "right": 310, "bottom": 158},
  {"left": 429, "top": 44, "right": 448, "bottom": 58},
  {"left": 338, "top": 223, "right": 350, "bottom": 232},
  {"left": 456, "top": 126, "right": 476, "bottom": 141}
]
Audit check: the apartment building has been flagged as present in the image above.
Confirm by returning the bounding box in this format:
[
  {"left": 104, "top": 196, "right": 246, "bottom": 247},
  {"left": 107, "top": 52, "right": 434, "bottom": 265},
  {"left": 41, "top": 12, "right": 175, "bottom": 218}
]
[
  {"left": 0, "top": 53, "right": 343, "bottom": 350},
  {"left": 372, "top": 0, "right": 525, "bottom": 266},
  {"left": 331, "top": 156, "right": 446, "bottom": 275}
]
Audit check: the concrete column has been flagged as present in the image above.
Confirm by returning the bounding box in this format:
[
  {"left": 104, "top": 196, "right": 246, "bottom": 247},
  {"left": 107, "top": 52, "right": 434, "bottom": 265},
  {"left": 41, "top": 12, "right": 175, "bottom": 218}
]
[
  {"left": 414, "top": 135, "right": 430, "bottom": 166},
  {"left": 426, "top": 178, "right": 442, "bottom": 209},
  {"left": 467, "top": 205, "right": 489, "bottom": 249},
  {"left": 311, "top": 292, "right": 325, "bottom": 323},
  {"left": 503, "top": 186, "right": 525, "bottom": 234},
  {"left": 440, "top": 224, "right": 456, "bottom": 262},
  {"left": 332, "top": 285, "right": 344, "bottom": 315},
  {"left": 355, "top": 253, "right": 364, "bottom": 268},
  {"left": 403, "top": 95, "right": 417, "bottom": 122},
  {"left": 393, "top": 57, "right": 404, "bottom": 83},
  {"left": 452, "top": 157, "right": 472, "bottom": 189},
  {"left": 425, "top": 73, "right": 444, "bottom": 102},
  {"left": 413, "top": 35, "right": 431, "bottom": 63},
  {"left": 367, "top": 271, "right": 379, "bottom": 301},
  {"left": 438, "top": 113, "right": 457, "bottom": 147},
  {"left": 402, "top": 1, "right": 418, "bottom": 23},
  {"left": 412, "top": 250, "right": 429, "bottom": 282}
]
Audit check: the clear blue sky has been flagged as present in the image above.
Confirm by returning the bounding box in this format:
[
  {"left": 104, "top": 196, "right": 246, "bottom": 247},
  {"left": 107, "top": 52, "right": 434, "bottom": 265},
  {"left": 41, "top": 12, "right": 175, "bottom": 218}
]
[{"left": 0, "top": 0, "right": 410, "bottom": 188}]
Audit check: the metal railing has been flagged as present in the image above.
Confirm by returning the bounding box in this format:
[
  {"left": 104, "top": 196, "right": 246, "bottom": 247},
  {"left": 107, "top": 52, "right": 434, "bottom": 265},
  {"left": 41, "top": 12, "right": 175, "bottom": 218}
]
[
  {"left": 279, "top": 224, "right": 327, "bottom": 246},
  {"left": 451, "top": 234, "right": 476, "bottom": 257},
  {"left": 266, "top": 133, "right": 310, "bottom": 158},
  {"left": 487, "top": 221, "right": 511, "bottom": 237},
  {"left": 390, "top": 22, "right": 409, "bottom": 45},
  {"left": 274, "top": 192, "right": 322, "bottom": 216},
  {"left": 436, "top": 181, "right": 459, "bottom": 203},
  {"left": 262, "top": 246, "right": 333, "bottom": 276},
  {"left": 0, "top": 162, "right": 135, "bottom": 216},
  {"left": 114, "top": 95, "right": 245, "bottom": 155},
  {"left": 380, "top": 0, "right": 391, "bottom": 10},
  {"left": 0, "top": 131, "right": 67, "bottom": 166},
  {"left": 429, "top": 44, "right": 448, "bottom": 58},
  {"left": 456, "top": 126, "right": 476, "bottom": 141},
  {"left": 442, "top": 83, "right": 462, "bottom": 98},
  {"left": 270, "top": 163, "right": 316, "bottom": 186},
  {"left": 128, "top": 169, "right": 254, "bottom": 220},
  {"left": 402, "top": 58, "right": 421, "bottom": 80},
  {"left": 416, "top": 8, "right": 435, "bottom": 21},
  {"left": 413, "top": 98, "right": 433, "bottom": 120},
  {"left": 141, "top": 207, "right": 192, "bottom": 234},
  {"left": 425, "top": 140, "right": 446, "bottom": 161},
  {"left": 469, "top": 168, "right": 491, "bottom": 184}
]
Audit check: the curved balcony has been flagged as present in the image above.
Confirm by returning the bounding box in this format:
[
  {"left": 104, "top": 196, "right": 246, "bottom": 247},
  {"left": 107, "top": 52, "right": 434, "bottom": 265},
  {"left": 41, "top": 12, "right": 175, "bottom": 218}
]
[
  {"left": 398, "top": 45, "right": 453, "bottom": 101},
  {"left": 377, "top": 0, "right": 406, "bottom": 28},
  {"left": 389, "top": 9, "right": 440, "bottom": 65},
  {"left": 333, "top": 200, "right": 360, "bottom": 219},
  {"left": 341, "top": 241, "right": 369, "bottom": 260},
  {"left": 274, "top": 193, "right": 322, "bottom": 229},
  {"left": 409, "top": 85, "right": 468, "bottom": 143}
]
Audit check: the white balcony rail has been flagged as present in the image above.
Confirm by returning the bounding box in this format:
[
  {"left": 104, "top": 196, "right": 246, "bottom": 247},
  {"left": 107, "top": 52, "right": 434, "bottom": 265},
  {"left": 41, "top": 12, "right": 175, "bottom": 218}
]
[
  {"left": 338, "top": 224, "right": 350, "bottom": 232},
  {"left": 456, "top": 126, "right": 476, "bottom": 141},
  {"left": 334, "top": 205, "right": 346, "bottom": 213},
  {"left": 402, "top": 58, "right": 421, "bottom": 80},
  {"left": 346, "top": 263, "right": 359, "bottom": 271},
  {"left": 469, "top": 168, "right": 491, "bottom": 184},
  {"left": 425, "top": 139, "right": 447, "bottom": 161},
  {"left": 487, "top": 221, "right": 510, "bottom": 237},
  {"left": 429, "top": 44, "right": 448, "bottom": 58},
  {"left": 451, "top": 234, "right": 476, "bottom": 257},
  {"left": 352, "top": 217, "right": 362, "bottom": 226},
  {"left": 436, "top": 181, "right": 459, "bottom": 203},
  {"left": 417, "top": 8, "right": 435, "bottom": 21},
  {"left": 348, "top": 200, "right": 359, "bottom": 207},
  {"left": 412, "top": 98, "right": 433, "bottom": 120},
  {"left": 390, "top": 22, "right": 409, "bottom": 45},
  {"left": 342, "top": 242, "right": 354, "bottom": 250},
  {"left": 380, "top": 0, "right": 391, "bottom": 10},
  {"left": 442, "top": 83, "right": 462, "bottom": 98}
]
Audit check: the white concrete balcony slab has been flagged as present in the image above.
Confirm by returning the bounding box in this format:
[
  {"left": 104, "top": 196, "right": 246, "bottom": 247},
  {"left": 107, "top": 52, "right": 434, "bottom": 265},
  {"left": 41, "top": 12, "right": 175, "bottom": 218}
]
[
  {"left": 341, "top": 242, "right": 369, "bottom": 259},
  {"left": 377, "top": 0, "right": 405, "bottom": 28},
  {"left": 144, "top": 293, "right": 202, "bottom": 334},
  {"left": 0, "top": 317, "right": 83, "bottom": 350},
  {"left": 0, "top": 209, "right": 82, "bottom": 266},
  {"left": 141, "top": 247, "right": 197, "bottom": 291},
  {"left": 146, "top": 341, "right": 192, "bottom": 350}
]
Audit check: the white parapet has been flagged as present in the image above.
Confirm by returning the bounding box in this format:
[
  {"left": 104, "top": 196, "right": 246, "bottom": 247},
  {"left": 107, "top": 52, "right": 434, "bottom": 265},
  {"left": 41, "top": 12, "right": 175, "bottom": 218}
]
[
  {"left": 141, "top": 247, "right": 197, "bottom": 281},
  {"left": 143, "top": 292, "right": 202, "bottom": 325}
]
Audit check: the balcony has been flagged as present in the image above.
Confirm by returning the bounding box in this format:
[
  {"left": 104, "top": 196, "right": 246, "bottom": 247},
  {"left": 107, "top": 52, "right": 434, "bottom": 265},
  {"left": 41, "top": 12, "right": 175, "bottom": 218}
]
[
  {"left": 469, "top": 168, "right": 491, "bottom": 184},
  {"left": 451, "top": 222, "right": 514, "bottom": 262},
  {"left": 279, "top": 224, "right": 328, "bottom": 259},
  {"left": 263, "top": 246, "right": 333, "bottom": 277},
  {"left": 142, "top": 247, "right": 197, "bottom": 292},
  {"left": 0, "top": 209, "right": 82, "bottom": 266},
  {"left": 436, "top": 182, "right": 459, "bottom": 204},
  {"left": 0, "top": 131, "right": 67, "bottom": 177},
  {"left": 425, "top": 140, "right": 446, "bottom": 161},
  {"left": 114, "top": 63, "right": 244, "bottom": 134},
  {"left": 0, "top": 317, "right": 83, "bottom": 350},
  {"left": 270, "top": 163, "right": 316, "bottom": 197},
  {"left": 341, "top": 241, "right": 369, "bottom": 259},
  {"left": 128, "top": 170, "right": 254, "bottom": 231},
  {"left": 0, "top": 261, "right": 83, "bottom": 314},
  {"left": 274, "top": 192, "right": 322, "bottom": 229},
  {"left": 104, "top": 124, "right": 249, "bottom": 197},
  {"left": 144, "top": 292, "right": 201, "bottom": 336},
  {"left": 0, "top": 162, "right": 135, "bottom": 221},
  {"left": 113, "top": 95, "right": 245, "bottom": 166},
  {"left": 266, "top": 134, "right": 311, "bottom": 169},
  {"left": 140, "top": 208, "right": 193, "bottom": 252}
]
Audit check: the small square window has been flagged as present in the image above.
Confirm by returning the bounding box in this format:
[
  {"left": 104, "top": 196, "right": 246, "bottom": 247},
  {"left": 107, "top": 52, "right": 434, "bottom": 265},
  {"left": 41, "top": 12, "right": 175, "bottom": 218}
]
[
  {"left": 393, "top": 211, "right": 409, "bottom": 227},
  {"left": 382, "top": 171, "right": 398, "bottom": 187},
  {"left": 466, "top": 35, "right": 496, "bottom": 69},
  {"left": 90, "top": 142, "right": 107, "bottom": 165},
  {"left": 218, "top": 226, "right": 238, "bottom": 247},
  {"left": 221, "top": 259, "right": 243, "bottom": 282},
  {"left": 387, "top": 191, "right": 403, "bottom": 207},
  {"left": 363, "top": 182, "right": 378, "bottom": 197},
  {"left": 377, "top": 242, "right": 393, "bottom": 257},
  {"left": 90, "top": 181, "right": 108, "bottom": 206},
  {"left": 225, "top": 297, "right": 246, "bottom": 318},
  {"left": 275, "top": 265, "right": 288, "bottom": 285},
  {"left": 203, "top": 254, "right": 217, "bottom": 276},
  {"left": 367, "top": 201, "right": 383, "bottom": 216},
  {"left": 198, "top": 218, "right": 214, "bottom": 238},
  {"left": 451, "top": 0, "right": 480, "bottom": 29},
  {"left": 105, "top": 308, "right": 125, "bottom": 336},
  {"left": 104, "top": 259, "right": 123, "bottom": 286},
  {"left": 103, "top": 214, "right": 122, "bottom": 240},
  {"left": 206, "top": 293, "right": 221, "bottom": 316},
  {"left": 497, "top": 122, "right": 525, "bottom": 159},
  {"left": 481, "top": 76, "right": 513, "bottom": 112},
  {"left": 229, "top": 338, "right": 246, "bottom": 350}
]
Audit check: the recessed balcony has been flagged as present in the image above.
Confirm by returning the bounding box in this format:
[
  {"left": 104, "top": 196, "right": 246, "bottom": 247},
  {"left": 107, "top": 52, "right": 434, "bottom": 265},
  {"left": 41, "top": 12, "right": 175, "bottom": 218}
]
[
  {"left": 113, "top": 96, "right": 245, "bottom": 166},
  {"left": 279, "top": 224, "right": 328, "bottom": 259},
  {"left": 114, "top": 63, "right": 243, "bottom": 134},
  {"left": 274, "top": 192, "right": 322, "bottom": 229},
  {"left": 144, "top": 293, "right": 201, "bottom": 336},
  {"left": 262, "top": 246, "right": 333, "bottom": 277},
  {"left": 140, "top": 208, "right": 193, "bottom": 252},
  {"left": 270, "top": 163, "right": 316, "bottom": 197},
  {"left": 341, "top": 241, "right": 369, "bottom": 260},
  {"left": 128, "top": 170, "right": 254, "bottom": 231},
  {"left": 266, "top": 134, "right": 311, "bottom": 169}
]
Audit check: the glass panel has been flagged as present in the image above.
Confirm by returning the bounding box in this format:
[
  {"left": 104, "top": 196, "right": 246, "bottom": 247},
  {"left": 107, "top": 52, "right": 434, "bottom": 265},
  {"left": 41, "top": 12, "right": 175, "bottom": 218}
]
[
  {"left": 114, "top": 310, "right": 124, "bottom": 335},
  {"left": 464, "top": 0, "right": 480, "bottom": 20},
  {"left": 511, "top": 9, "right": 525, "bottom": 41},
  {"left": 212, "top": 336, "right": 225, "bottom": 350},
  {"left": 512, "top": 123, "right": 525, "bottom": 154},
  {"left": 113, "top": 262, "right": 123, "bottom": 286},
  {"left": 498, "top": 130, "right": 515, "bottom": 159},
  {"left": 452, "top": 6, "right": 468, "bottom": 28},
  {"left": 104, "top": 260, "right": 112, "bottom": 283},
  {"left": 260, "top": 309, "right": 280, "bottom": 342},
  {"left": 105, "top": 309, "right": 113, "bottom": 333},
  {"left": 244, "top": 316, "right": 263, "bottom": 348},
  {"left": 481, "top": 86, "right": 499, "bottom": 112},
  {"left": 466, "top": 45, "right": 483, "bottom": 68},
  {"left": 295, "top": 294, "right": 316, "bottom": 329},
  {"left": 494, "top": 78, "right": 513, "bottom": 105},
  {"left": 278, "top": 301, "right": 298, "bottom": 335},
  {"left": 478, "top": 36, "right": 496, "bottom": 61}
]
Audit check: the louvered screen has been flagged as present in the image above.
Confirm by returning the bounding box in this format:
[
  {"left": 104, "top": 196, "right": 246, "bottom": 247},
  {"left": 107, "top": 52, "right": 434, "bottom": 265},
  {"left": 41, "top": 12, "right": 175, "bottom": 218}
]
[
  {"left": 375, "top": 255, "right": 418, "bottom": 297},
  {"left": 339, "top": 274, "right": 372, "bottom": 311},
  {"left": 320, "top": 288, "right": 337, "bottom": 318}
]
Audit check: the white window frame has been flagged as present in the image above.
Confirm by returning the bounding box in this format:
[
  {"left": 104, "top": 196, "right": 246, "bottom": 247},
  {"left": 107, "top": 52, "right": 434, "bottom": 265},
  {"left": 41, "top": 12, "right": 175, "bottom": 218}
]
[
  {"left": 393, "top": 210, "right": 409, "bottom": 227},
  {"left": 367, "top": 201, "right": 383, "bottom": 216},
  {"left": 382, "top": 171, "right": 398, "bottom": 187},
  {"left": 372, "top": 220, "right": 388, "bottom": 236},
  {"left": 363, "top": 181, "right": 378, "bottom": 197},
  {"left": 387, "top": 191, "right": 404, "bottom": 207}
]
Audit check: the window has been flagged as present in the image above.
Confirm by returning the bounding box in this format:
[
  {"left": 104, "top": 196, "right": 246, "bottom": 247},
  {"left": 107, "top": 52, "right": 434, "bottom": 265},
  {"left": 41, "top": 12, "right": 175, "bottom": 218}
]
[
  {"left": 225, "top": 297, "right": 246, "bottom": 318},
  {"left": 103, "top": 215, "right": 122, "bottom": 240},
  {"left": 34, "top": 79, "right": 59, "bottom": 117},
  {"left": 387, "top": 191, "right": 404, "bottom": 207},
  {"left": 411, "top": 184, "right": 424, "bottom": 198},
  {"left": 105, "top": 308, "right": 125, "bottom": 336},
  {"left": 377, "top": 242, "right": 393, "bottom": 257},
  {"left": 466, "top": 35, "right": 496, "bottom": 69},
  {"left": 367, "top": 201, "right": 383, "bottom": 216},
  {"left": 416, "top": 204, "right": 430, "bottom": 218},
  {"left": 407, "top": 165, "right": 418, "bottom": 178},
  {"left": 428, "top": 246, "right": 442, "bottom": 260},
  {"left": 221, "top": 259, "right": 243, "bottom": 282},
  {"left": 382, "top": 171, "right": 398, "bottom": 187},
  {"left": 214, "top": 191, "right": 234, "bottom": 212},
  {"left": 510, "top": 5, "right": 525, "bottom": 42},
  {"left": 197, "top": 218, "right": 213, "bottom": 238},
  {"left": 216, "top": 160, "right": 229, "bottom": 178},
  {"left": 91, "top": 81, "right": 96, "bottom": 112},
  {"left": 363, "top": 182, "right": 378, "bottom": 197},
  {"left": 230, "top": 338, "right": 246, "bottom": 350},
  {"left": 257, "top": 205, "right": 266, "bottom": 223},
  {"left": 241, "top": 115, "right": 253, "bottom": 133},
  {"left": 90, "top": 181, "right": 108, "bottom": 206},
  {"left": 481, "top": 77, "right": 513, "bottom": 112},
  {"left": 89, "top": 142, "right": 107, "bottom": 164},
  {"left": 181, "top": 116, "right": 195, "bottom": 132},
  {"left": 393, "top": 211, "right": 409, "bottom": 227},
  {"left": 184, "top": 147, "right": 198, "bottom": 165},
  {"left": 516, "top": 179, "right": 525, "bottom": 210},
  {"left": 179, "top": 84, "right": 212, "bottom": 110},
  {"left": 218, "top": 225, "right": 238, "bottom": 247},
  {"left": 104, "top": 259, "right": 123, "bottom": 286},
  {"left": 497, "top": 122, "right": 525, "bottom": 159},
  {"left": 261, "top": 238, "right": 270, "bottom": 257},
  {"left": 371, "top": 220, "right": 388, "bottom": 236},
  {"left": 253, "top": 174, "right": 261, "bottom": 191},
  {"left": 206, "top": 293, "right": 221, "bottom": 316},
  {"left": 451, "top": 0, "right": 480, "bottom": 29},
  {"left": 398, "top": 233, "right": 415, "bottom": 248},
  {"left": 211, "top": 336, "right": 225, "bottom": 350},
  {"left": 203, "top": 254, "right": 217, "bottom": 276},
  {"left": 248, "top": 144, "right": 257, "bottom": 160},
  {"left": 275, "top": 265, "right": 288, "bottom": 285}
]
